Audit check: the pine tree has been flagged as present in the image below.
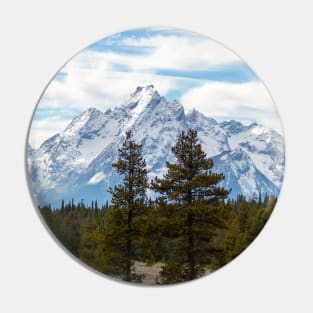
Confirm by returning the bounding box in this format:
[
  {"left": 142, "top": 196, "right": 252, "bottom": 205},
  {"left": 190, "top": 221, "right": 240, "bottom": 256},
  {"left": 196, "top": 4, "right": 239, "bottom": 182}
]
[
  {"left": 218, "top": 196, "right": 274, "bottom": 266},
  {"left": 104, "top": 130, "right": 148, "bottom": 282},
  {"left": 151, "top": 129, "right": 230, "bottom": 283}
]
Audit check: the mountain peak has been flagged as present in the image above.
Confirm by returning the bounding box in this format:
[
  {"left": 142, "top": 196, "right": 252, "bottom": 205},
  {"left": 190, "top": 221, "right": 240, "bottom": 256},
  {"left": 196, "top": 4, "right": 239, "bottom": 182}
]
[
  {"left": 40, "top": 133, "right": 61, "bottom": 150},
  {"left": 187, "top": 108, "right": 202, "bottom": 118},
  {"left": 76, "top": 107, "right": 103, "bottom": 120},
  {"left": 248, "top": 122, "right": 258, "bottom": 127},
  {"left": 118, "top": 85, "right": 163, "bottom": 131},
  {"left": 130, "top": 84, "right": 158, "bottom": 97},
  {"left": 123, "top": 85, "right": 161, "bottom": 111},
  {"left": 186, "top": 108, "right": 217, "bottom": 125},
  {"left": 63, "top": 107, "right": 104, "bottom": 137},
  {"left": 28, "top": 86, "right": 284, "bottom": 206},
  {"left": 86, "top": 107, "right": 101, "bottom": 113},
  {"left": 220, "top": 120, "right": 245, "bottom": 134},
  {"left": 80, "top": 107, "right": 104, "bottom": 120}
]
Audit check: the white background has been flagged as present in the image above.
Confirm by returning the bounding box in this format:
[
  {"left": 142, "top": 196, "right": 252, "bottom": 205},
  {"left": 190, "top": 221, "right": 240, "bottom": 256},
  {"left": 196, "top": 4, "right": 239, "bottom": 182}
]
[{"left": 0, "top": 1, "right": 312, "bottom": 312}]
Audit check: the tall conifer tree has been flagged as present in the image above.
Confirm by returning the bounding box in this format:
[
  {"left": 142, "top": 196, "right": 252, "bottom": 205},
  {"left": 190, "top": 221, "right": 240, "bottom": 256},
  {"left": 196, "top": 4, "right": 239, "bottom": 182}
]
[
  {"left": 104, "top": 130, "right": 148, "bottom": 282},
  {"left": 151, "top": 129, "right": 229, "bottom": 283}
]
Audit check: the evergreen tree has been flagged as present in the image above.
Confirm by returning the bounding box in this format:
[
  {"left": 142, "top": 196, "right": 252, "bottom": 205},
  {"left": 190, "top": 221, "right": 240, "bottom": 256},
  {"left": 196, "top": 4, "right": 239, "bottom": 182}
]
[
  {"left": 151, "top": 129, "right": 230, "bottom": 283},
  {"left": 104, "top": 130, "right": 148, "bottom": 282},
  {"left": 218, "top": 196, "right": 274, "bottom": 266}
]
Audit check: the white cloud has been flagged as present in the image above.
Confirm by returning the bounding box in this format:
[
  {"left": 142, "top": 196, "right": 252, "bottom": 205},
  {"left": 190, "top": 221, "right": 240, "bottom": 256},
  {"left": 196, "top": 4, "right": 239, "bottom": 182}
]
[
  {"left": 38, "top": 32, "right": 242, "bottom": 113},
  {"left": 31, "top": 30, "right": 283, "bottom": 146},
  {"left": 180, "top": 81, "right": 283, "bottom": 133},
  {"left": 120, "top": 35, "right": 239, "bottom": 70},
  {"left": 39, "top": 50, "right": 184, "bottom": 112},
  {"left": 31, "top": 44, "right": 199, "bottom": 148}
]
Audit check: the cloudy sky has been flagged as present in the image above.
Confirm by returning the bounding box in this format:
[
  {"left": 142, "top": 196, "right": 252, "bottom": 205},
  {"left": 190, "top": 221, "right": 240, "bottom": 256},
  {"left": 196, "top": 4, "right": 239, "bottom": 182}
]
[{"left": 29, "top": 27, "right": 282, "bottom": 148}]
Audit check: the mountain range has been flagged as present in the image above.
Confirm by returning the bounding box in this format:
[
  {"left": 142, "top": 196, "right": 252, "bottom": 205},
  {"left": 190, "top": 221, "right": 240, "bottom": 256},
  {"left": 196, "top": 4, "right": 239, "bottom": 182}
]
[{"left": 27, "top": 85, "right": 285, "bottom": 207}]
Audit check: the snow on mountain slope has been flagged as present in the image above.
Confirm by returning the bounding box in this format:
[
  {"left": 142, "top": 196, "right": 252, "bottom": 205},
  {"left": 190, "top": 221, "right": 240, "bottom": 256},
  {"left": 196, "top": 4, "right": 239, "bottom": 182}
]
[
  {"left": 121, "top": 85, "right": 162, "bottom": 131},
  {"left": 226, "top": 123, "right": 284, "bottom": 187},
  {"left": 27, "top": 85, "right": 285, "bottom": 206},
  {"left": 212, "top": 149, "right": 279, "bottom": 199},
  {"left": 28, "top": 107, "right": 121, "bottom": 191},
  {"left": 186, "top": 109, "right": 229, "bottom": 157},
  {"left": 76, "top": 87, "right": 188, "bottom": 203},
  {"left": 62, "top": 107, "right": 122, "bottom": 164}
]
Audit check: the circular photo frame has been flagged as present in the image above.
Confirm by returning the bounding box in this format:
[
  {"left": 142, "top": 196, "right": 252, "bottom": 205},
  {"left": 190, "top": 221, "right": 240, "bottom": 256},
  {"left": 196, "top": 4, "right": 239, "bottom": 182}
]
[{"left": 26, "top": 27, "right": 285, "bottom": 285}]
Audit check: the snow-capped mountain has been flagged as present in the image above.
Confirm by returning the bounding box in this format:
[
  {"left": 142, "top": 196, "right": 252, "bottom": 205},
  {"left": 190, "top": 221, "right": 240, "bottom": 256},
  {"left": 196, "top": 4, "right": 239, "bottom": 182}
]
[
  {"left": 27, "top": 85, "right": 285, "bottom": 207},
  {"left": 212, "top": 149, "right": 279, "bottom": 199}
]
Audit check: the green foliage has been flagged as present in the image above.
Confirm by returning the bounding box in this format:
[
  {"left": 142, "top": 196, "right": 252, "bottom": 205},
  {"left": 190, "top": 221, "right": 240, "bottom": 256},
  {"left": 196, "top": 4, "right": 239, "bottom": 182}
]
[
  {"left": 151, "top": 129, "right": 230, "bottom": 283},
  {"left": 215, "top": 196, "right": 275, "bottom": 266},
  {"left": 39, "top": 194, "right": 275, "bottom": 283},
  {"left": 104, "top": 130, "right": 149, "bottom": 282},
  {"left": 39, "top": 129, "right": 276, "bottom": 284}
]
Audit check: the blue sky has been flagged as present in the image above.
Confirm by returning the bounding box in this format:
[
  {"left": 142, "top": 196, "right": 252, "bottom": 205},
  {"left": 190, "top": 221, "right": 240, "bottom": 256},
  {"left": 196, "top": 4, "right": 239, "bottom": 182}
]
[{"left": 30, "top": 27, "right": 282, "bottom": 148}]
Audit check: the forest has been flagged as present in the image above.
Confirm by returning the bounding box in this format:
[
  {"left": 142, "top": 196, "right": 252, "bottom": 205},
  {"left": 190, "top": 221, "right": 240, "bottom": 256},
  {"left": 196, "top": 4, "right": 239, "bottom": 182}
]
[{"left": 39, "top": 129, "right": 276, "bottom": 284}]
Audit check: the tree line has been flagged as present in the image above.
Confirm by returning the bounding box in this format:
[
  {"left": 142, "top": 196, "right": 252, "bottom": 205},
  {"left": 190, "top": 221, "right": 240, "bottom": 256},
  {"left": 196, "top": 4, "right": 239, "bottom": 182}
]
[{"left": 39, "top": 129, "right": 276, "bottom": 284}]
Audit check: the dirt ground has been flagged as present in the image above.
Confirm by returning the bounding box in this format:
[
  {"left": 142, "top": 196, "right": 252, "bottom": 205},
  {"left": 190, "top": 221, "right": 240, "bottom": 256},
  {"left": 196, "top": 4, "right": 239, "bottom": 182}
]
[
  {"left": 133, "top": 262, "right": 212, "bottom": 284},
  {"left": 133, "top": 261, "right": 163, "bottom": 285}
]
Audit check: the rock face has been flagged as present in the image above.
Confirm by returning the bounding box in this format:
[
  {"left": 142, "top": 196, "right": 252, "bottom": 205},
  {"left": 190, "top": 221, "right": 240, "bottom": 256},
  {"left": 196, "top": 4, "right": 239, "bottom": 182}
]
[{"left": 27, "top": 85, "right": 285, "bottom": 207}]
